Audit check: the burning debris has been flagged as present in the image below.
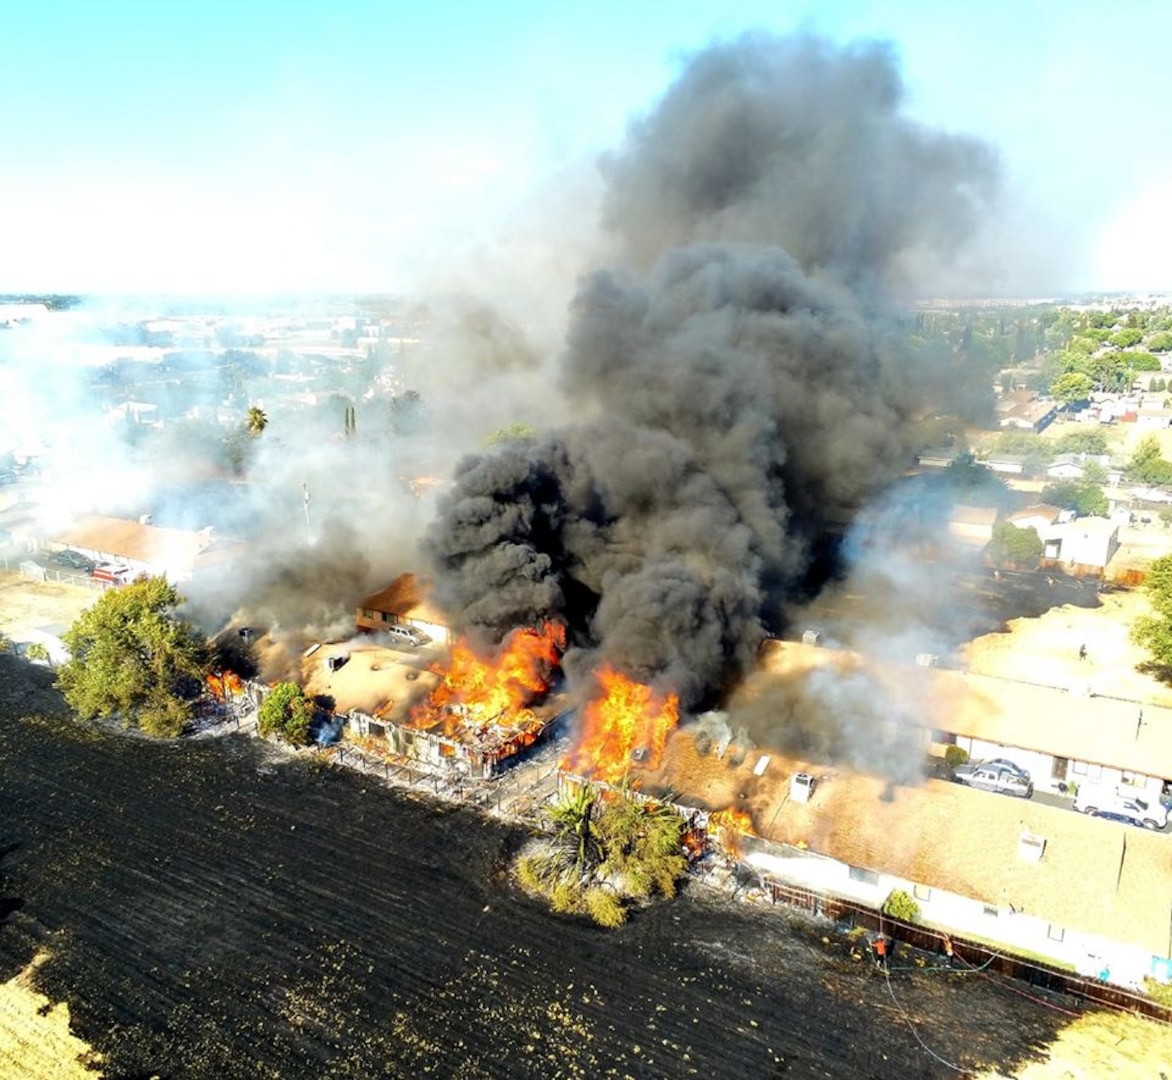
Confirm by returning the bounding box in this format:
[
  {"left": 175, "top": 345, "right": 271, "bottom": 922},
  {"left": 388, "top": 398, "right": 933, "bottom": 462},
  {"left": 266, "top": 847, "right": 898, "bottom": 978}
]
[
  {"left": 205, "top": 670, "right": 245, "bottom": 701},
  {"left": 410, "top": 621, "right": 565, "bottom": 735}
]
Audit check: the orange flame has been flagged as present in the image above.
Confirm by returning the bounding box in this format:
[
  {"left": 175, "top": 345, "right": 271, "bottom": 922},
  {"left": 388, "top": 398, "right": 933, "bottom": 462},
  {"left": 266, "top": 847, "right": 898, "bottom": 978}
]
[
  {"left": 206, "top": 670, "right": 244, "bottom": 700},
  {"left": 564, "top": 665, "right": 679, "bottom": 784},
  {"left": 710, "top": 807, "right": 755, "bottom": 857},
  {"left": 410, "top": 621, "right": 565, "bottom": 737}
]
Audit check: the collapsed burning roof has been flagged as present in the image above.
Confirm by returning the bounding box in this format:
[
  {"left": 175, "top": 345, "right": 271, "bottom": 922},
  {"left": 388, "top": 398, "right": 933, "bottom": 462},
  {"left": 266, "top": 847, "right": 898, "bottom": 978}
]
[{"left": 352, "top": 622, "right": 568, "bottom": 778}]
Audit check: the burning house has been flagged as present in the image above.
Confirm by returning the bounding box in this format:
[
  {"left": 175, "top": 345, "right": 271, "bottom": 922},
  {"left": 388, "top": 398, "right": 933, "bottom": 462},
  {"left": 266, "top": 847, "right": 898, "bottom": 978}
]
[{"left": 349, "top": 622, "right": 569, "bottom": 778}]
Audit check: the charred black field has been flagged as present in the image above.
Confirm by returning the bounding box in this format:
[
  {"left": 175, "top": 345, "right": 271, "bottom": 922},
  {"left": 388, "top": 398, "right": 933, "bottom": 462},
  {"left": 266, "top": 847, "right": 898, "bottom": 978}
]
[{"left": 0, "top": 680, "right": 1079, "bottom": 1080}]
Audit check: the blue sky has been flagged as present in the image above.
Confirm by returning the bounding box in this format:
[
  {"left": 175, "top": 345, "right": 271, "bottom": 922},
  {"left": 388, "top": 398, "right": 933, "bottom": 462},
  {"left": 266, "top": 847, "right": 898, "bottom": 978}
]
[{"left": 2, "top": 0, "right": 1170, "bottom": 294}]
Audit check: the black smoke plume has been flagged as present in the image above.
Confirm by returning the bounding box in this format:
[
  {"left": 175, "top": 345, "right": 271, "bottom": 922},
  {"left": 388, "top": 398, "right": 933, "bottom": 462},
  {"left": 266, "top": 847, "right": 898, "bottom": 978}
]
[{"left": 424, "top": 32, "right": 998, "bottom": 712}]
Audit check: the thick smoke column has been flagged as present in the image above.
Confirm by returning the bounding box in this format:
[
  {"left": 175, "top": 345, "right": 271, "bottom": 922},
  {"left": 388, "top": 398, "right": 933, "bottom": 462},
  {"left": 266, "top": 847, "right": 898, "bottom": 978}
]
[
  {"left": 600, "top": 32, "right": 997, "bottom": 295},
  {"left": 424, "top": 32, "right": 998, "bottom": 712}
]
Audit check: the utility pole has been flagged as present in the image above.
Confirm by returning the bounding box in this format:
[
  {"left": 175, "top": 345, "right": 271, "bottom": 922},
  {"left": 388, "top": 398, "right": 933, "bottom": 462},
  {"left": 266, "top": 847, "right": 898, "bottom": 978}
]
[{"left": 302, "top": 482, "right": 312, "bottom": 545}]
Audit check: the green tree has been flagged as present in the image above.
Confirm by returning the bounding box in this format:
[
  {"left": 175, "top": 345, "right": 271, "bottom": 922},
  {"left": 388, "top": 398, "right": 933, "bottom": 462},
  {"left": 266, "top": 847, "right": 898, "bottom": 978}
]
[
  {"left": 991, "top": 431, "right": 1049, "bottom": 474},
  {"left": 1051, "top": 372, "right": 1094, "bottom": 405},
  {"left": 1053, "top": 429, "right": 1108, "bottom": 456},
  {"left": 57, "top": 576, "right": 209, "bottom": 737},
  {"left": 1109, "top": 328, "right": 1143, "bottom": 349},
  {"left": 1132, "top": 555, "right": 1172, "bottom": 677},
  {"left": 987, "top": 522, "right": 1044, "bottom": 568},
  {"left": 883, "top": 889, "right": 921, "bottom": 923},
  {"left": 257, "top": 682, "right": 315, "bottom": 746},
  {"left": 1041, "top": 480, "right": 1108, "bottom": 517},
  {"left": 1116, "top": 350, "right": 1161, "bottom": 373},
  {"left": 1127, "top": 435, "right": 1172, "bottom": 485},
  {"left": 485, "top": 422, "right": 538, "bottom": 447},
  {"left": 1147, "top": 331, "right": 1172, "bottom": 353},
  {"left": 389, "top": 389, "right": 425, "bottom": 436}
]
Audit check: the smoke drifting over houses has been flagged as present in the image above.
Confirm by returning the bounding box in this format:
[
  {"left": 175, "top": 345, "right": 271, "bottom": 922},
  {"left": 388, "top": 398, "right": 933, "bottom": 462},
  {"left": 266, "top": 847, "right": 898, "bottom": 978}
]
[{"left": 425, "top": 32, "right": 1000, "bottom": 720}]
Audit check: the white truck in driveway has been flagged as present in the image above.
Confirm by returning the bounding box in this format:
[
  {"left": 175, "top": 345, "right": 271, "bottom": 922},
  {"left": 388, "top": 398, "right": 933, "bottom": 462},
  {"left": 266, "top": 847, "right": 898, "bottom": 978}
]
[
  {"left": 1073, "top": 786, "right": 1168, "bottom": 830},
  {"left": 950, "top": 759, "right": 1034, "bottom": 798}
]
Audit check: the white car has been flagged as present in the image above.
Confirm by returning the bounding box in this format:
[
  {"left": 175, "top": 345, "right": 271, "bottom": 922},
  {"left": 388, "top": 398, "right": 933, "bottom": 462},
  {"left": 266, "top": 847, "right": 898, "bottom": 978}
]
[{"left": 1074, "top": 788, "right": 1168, "bottom": 830}]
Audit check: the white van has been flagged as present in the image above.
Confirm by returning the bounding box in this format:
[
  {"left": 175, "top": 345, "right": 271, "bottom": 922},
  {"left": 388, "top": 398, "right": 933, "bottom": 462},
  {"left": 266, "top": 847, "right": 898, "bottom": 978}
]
[{"left": 1074, "top": 786, "right": 1168, "bottom": 830}]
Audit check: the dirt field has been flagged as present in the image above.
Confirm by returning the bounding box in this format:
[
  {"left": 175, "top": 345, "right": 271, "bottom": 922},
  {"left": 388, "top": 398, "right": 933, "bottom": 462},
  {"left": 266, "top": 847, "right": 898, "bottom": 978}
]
[
  {"left": 0, "top": 571, "right": 96, "bottom": 641},
  {"left": 0, "top": 954, "right": 102, "bottom": 1078},
  {"left": 961, "top": 586, "right": 1172, "bottom": 704}
]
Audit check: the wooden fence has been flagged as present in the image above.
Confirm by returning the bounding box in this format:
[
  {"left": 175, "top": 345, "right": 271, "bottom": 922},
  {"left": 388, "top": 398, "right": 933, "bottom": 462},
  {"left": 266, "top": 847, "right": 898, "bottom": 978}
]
[{"left": 757, "top": 876, "right": 1172, "bottom": 1023}]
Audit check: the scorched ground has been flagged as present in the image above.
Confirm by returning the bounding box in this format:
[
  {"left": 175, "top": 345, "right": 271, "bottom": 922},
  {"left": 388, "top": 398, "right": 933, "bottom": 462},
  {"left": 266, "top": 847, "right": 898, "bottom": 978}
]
[{"left": 0, "top": 674, "right": 1074, "bottom": 1078}]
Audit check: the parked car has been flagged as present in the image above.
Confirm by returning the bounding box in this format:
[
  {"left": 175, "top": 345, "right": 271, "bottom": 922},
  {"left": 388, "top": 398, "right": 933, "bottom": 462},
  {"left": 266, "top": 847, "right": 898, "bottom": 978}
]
[
  {"left": 951, "top": 761, "right": 1034, "bottom": 798},
  {"left": 49, "top": 549, "right": 96, "bottom": 573},
  {"left": 386, "top": 624, "right": 429, "bottom": 647},
  {"left": 92, "top": 564, "right": 133, "bottom": 586},
  {"left": 1074, "top": 788, "right": 1168, "bottom": 830},
  {"left": 982, "top": 758, "right": 1031, "bottom": 781},
  {"left": 1089, "top": 810, "right": 1147, "bottom": 829}
]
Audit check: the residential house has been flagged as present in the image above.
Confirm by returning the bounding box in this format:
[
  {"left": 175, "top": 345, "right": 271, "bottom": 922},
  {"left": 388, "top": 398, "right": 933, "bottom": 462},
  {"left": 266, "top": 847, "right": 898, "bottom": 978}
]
[
  {"left": 996, "top": 394, "right": 1058, "bottom": 433},
  {"left": 947, "top": 505, "right": 999, "bottom": 547},
  {"left": 49, "top": 516, "right": 242, "bottom": 583},
  {"left": 916, "top": 448, "right": 956, "bottom": 469},
  {"left": 1136, "top": 409, "right": 1172, "bottom": 430},
  {"left": 356, "top": 573, "right": 453, "bottom": 644},
  {"left": 748, "top": 640, "right": 1172, "bottom": 984},
  {"left": 1045, "top": 516, "right": 1120, "bottom": 575},
  {"left": 1045, "top": 454, "right": 1085, "bottom": 480},
  {"left": 984, "top": 454, "right": 1026, "bottom": 475},
  {"left": 1005, "top": 504, "right": 1063, "bottom": 535}
]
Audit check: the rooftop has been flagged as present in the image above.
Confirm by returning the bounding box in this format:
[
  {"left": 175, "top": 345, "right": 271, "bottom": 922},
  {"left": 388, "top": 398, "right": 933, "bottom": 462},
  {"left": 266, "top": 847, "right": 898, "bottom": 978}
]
[
  {"left": 358, "top": 572, "right": 449, "bottom": 627},
  {"left": 52, "top": 515, "right": 241, "bottom": 576},
  {"left": 757, "top": 641, "right": 1172, "bottom": 781},
  {"left": 633, "top": 734, "right": 1171, "bottom": 958}
]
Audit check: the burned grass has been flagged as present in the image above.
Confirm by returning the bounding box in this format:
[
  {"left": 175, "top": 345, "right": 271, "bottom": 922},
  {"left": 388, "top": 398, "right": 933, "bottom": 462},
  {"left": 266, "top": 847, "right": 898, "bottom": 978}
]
[{"left": 0, "top": 703, "right": 1082, "bottom": 1079}]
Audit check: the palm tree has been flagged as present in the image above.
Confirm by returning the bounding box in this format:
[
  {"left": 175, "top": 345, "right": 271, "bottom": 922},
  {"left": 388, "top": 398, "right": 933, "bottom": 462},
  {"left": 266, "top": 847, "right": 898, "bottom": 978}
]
[
  {"left": 548, "top": 784, "right": 599, "bottom": 874},
  {"left": 246, "top": 406, "right": 268, "bottom": 438}
]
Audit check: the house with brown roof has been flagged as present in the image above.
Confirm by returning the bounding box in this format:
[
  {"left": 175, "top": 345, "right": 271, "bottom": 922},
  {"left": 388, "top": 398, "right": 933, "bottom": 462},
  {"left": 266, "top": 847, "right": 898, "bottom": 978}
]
[
  {"left": 636, "top": 723, "right": 1171, "bottom": 988},
  {"left": 356, "top": 572, "right": 452, "bottom": 644},
  {"left": 49, "top": 515, "right": 242, "bottom": 582},
  {"left": 759, "top": 640, "right": 1172, "bottom": 806},
  {"left": 996, "top": 393, "right": 1057, "bottom": 433}
]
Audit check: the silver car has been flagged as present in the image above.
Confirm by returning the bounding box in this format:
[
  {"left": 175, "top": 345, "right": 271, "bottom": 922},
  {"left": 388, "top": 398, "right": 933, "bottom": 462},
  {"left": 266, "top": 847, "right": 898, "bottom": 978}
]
[{"left": 951, "top": 761, "right": 1034, "bottom": 798}]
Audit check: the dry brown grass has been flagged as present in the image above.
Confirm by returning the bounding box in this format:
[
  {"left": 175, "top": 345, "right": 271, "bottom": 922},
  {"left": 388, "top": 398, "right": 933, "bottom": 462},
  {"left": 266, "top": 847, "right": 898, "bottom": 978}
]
[
  {"left": 0, "top": 572, "right": 95, "bottom": 641},
  {"left": 0, "top": 954, "right": 103, "bottom": 1078},
  {"left": 979, "top": 1009, "right": 1172, "bottom": 1079},
  {"left": 961, "top": 587, "right": 1172, "bottom": 704}
]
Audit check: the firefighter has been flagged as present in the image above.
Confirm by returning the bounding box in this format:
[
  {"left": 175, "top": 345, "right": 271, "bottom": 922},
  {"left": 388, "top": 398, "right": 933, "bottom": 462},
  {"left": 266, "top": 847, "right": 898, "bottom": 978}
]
[{"left": 873, "top": 934, "right": 889, "bottom": 971}]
